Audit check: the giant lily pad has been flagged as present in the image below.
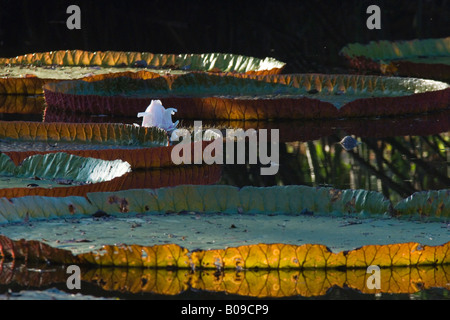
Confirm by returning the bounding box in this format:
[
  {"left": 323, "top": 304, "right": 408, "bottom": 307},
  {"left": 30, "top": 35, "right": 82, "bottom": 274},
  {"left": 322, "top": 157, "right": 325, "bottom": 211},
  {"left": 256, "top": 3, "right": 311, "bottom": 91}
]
[
  {"left": 3, "top": 209, "right": 448, "bottom": 258},
  {"left": 81, "top": 185, "right": 392, "bottom": 217},
  {"left": 0, "top": 152, "right": 130, "bottom": 184},
  {"left": 0, "top": 182, "right": 449, "bottom": 299},
  {"left": 43, "top": 72, "right": 450, "bottom": 119},
  {"left": 394, "top": 190, "right": 450, "bottom": 220},
  {"left": 0, "top": 163, "right": 221, "bottom": 199},
  {"left": 0, "top": 50, "right": 285, "bottom": 73},
  {"left": 340, "top": 37, "right": 450, "bottom": 81},
  {"left": 0, "top": 50, "right": 285, "bottom": 94},
  {"left": 0, "top": 184, "right": 413, "bottom": 223},
  {"left": 0, "top": 184, "right": 447, "bottom": 224},
  {"left": 0, "top": 235, "right": 449, "bottom": 270},
  {"left": 0, "top": 121, "right": 190, "bottom": 169},
  {"left": 0, "top": 70, "right": 163, "bottom": 96},
  {"left": 0, "top": 151, "right": 139, "bottom": 199}
]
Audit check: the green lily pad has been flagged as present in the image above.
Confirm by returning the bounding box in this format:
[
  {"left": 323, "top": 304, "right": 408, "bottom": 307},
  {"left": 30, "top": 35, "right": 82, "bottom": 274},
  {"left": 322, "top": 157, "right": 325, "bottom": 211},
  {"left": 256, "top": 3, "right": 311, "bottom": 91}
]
[
  {"left": 0, "top": 50, "right": 285, "bottom": 73},
  {"left": 0, "top": 152, "right": 130, "bottom": 185},
  {"left": 0, "top": 185, "right": 391, "bottom": 224},
  {"left": 0, "top": 50, "right": 285, "bottom": 95},
  {"left": 0, "top": 65, "right": 187, "bottom": 80},
  {"left": 341, "top": 37, "right": 450, "bottom": 62},
  {"left": 341, "top": 37, "right": 450, "bottom": 81},
  {"left": 394, "top": 190, "right": 450, "bottom": 220}
]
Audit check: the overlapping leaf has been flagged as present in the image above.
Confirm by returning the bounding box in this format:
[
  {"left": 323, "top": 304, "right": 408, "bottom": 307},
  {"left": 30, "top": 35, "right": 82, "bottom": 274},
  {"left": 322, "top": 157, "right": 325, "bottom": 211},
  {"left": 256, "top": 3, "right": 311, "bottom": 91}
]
[
  {"left": 0, "top": 121, "right": 189, "bottom": 169},
  {"left": 0, "top": 51, "right": 285, "bottom": 73},
  {"left": 0, "top": 69, "right": 160, "bottom": 95},
  {"left": 394, "top": 190, "right": 450, "bottom": 220},
  {"left": 0, "top": 163, "right": 221, "bottom": 200},
  {"left": 0, "top": 121, "right": 167, "bottom": 146},
  {"left": 1, "top": 235, "right": 449, "bottom": 270},
  {"left": 341, "top": 37, "right": 450, "bottom": 81},
  {"left": 3, "top": 141, "right": 212, "bottom": 170},
  {"left": 0, "top": 185, "right": 391, "bottom": 223},
  {"left": 0, "top": 152, "right": 130, "bottom": 183},
  {"left": 43, "top": 72, "right": 450, "bottom": 119},
  {"left": 0, "top": 51, "right": 285, "bottom": 94},
  {"left": 2, "top": 184, "right": 449, "bottom": 224},
  {"left": 341, "top": 37, "right": 450, "bottom": 63},
  {"left": 82, "top": 185, "right": 391, "bottom": 217}
]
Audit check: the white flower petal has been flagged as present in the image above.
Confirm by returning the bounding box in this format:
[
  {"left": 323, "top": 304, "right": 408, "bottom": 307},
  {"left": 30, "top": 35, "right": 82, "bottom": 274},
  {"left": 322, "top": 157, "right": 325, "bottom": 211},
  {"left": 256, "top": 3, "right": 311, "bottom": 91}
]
[{"left": 138, "top": 100, "right": 178, "bottom": 131}]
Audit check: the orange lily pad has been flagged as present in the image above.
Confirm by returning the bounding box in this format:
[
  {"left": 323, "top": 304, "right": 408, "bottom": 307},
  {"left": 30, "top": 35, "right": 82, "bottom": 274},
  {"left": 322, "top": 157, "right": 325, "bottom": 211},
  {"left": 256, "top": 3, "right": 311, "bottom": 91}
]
[
  {"left": 1, "top": 235, "right": 448, "bottom": 269},
  {"left": 0, "top": 95, "right": 45, "bottom": 115}
]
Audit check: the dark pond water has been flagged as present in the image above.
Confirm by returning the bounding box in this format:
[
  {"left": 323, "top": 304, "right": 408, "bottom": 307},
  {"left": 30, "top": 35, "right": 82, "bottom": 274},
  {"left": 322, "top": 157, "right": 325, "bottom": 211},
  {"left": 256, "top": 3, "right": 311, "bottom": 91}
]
[{"left": 0, "top": 99, "right": 449, "bottom": 300}]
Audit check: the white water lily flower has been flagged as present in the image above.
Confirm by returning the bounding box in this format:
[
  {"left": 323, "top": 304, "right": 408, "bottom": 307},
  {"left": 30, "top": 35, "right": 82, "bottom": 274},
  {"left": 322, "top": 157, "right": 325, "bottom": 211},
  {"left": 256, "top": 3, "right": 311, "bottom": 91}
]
[{"left": 137, "top": 100, "right": 179, "bottom": 132}]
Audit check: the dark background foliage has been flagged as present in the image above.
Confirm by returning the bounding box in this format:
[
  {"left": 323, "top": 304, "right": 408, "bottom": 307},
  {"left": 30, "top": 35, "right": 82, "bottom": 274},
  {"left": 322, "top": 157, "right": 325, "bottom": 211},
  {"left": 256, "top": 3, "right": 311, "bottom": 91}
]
[{"left": 0, "top": 0, "right": 448, "bottom": 73}]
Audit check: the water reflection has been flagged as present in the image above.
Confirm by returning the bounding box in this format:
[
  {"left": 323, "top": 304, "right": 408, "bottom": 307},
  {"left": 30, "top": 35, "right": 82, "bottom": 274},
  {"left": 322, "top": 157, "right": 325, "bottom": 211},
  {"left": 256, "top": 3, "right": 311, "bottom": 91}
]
[
  {"left": 220, "top": 129, "right": 450, "bottom": 204},
  {"left": 1, "top": 261, "right": 449, "bottom": 299},
  {"left": 198, "top": 110, "right": 449, "bottom": 204},
  {"left": 0, "top": 95, "right": 46, "bottom": 116}
]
